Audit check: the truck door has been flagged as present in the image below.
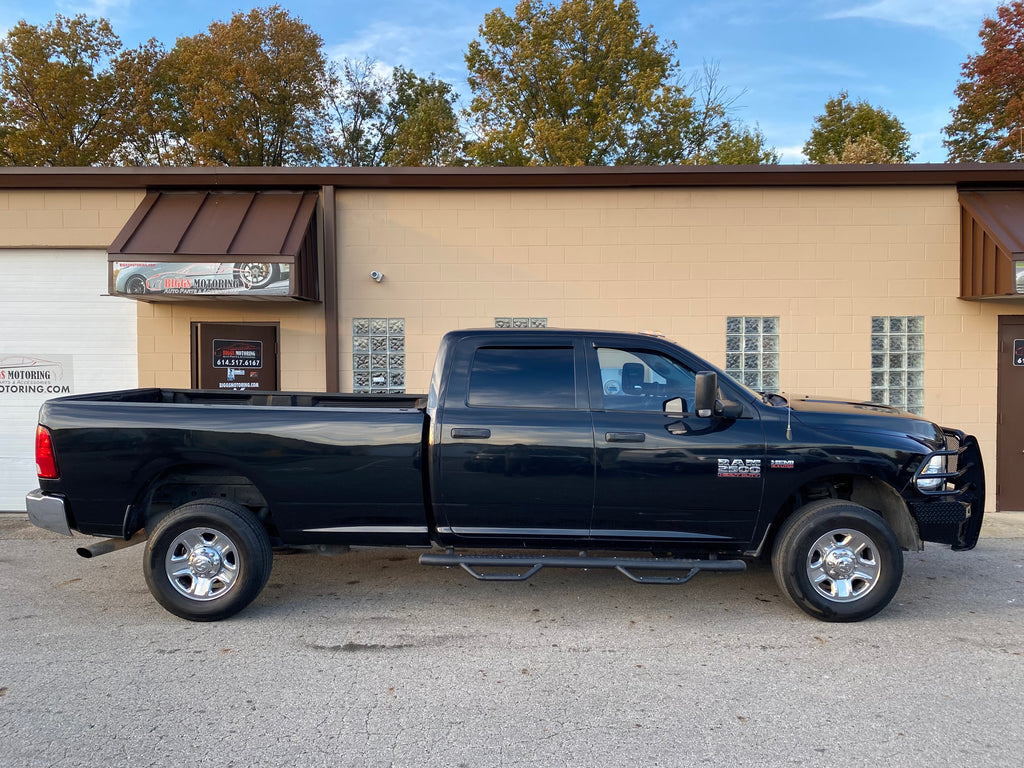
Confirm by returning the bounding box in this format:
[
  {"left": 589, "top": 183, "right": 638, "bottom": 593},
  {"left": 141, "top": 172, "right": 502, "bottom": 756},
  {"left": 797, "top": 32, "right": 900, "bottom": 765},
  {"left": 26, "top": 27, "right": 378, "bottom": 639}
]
[
  {"left": 588, "top": 340, "right": 766, "bottom": 547},
  {"left": 433, "top": 336, "right": 595, "bottom": 545}
]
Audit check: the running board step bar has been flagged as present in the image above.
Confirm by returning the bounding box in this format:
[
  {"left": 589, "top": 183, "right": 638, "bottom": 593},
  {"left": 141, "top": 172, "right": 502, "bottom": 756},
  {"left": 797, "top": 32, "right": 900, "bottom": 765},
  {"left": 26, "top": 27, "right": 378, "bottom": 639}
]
[{"left": 418, "top": 552, "right": 746, "bottom": 585}]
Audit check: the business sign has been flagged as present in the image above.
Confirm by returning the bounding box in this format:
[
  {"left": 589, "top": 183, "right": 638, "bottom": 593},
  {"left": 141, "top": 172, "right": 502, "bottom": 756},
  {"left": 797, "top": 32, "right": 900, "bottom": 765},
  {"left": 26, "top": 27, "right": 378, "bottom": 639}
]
[
  {"left": 195, "top": 324, "right": 278, "bottom": 391},
  {"left": 111, "top": 262, "right": 290, "bottom": 298},
  {"left": 213, "top": 340, "right": 263, "bottom": 369},
  {"left": 1014, "top": 340, "right": 1024, "bottom": 367},
  {"left": 0, "top": 354, "right": 74, "bottom": 398}
]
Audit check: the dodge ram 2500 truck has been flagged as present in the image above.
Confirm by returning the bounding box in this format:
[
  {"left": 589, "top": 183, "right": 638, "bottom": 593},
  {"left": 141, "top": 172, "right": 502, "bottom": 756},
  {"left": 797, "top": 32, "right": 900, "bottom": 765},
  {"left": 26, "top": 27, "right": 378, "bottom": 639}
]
[{"left": 26, "top": 329, "right": 984, "bottom": 623}]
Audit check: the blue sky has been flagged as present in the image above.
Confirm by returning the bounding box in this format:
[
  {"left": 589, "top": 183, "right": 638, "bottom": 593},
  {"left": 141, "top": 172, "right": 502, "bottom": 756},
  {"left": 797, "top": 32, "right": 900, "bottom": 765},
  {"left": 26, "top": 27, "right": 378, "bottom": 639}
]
[{"left": 0, "top": 0, "right": 1001, "bottom": 162}]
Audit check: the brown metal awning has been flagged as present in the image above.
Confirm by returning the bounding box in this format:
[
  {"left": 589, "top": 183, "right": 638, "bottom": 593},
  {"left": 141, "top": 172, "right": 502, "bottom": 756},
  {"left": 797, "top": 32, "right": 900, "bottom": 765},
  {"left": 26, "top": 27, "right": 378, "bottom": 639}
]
[
  {"left": 959, "top": 190, "right": 1024, "bottom": 299},
  {"left": 108, "top": 189, "right": 319, "bottom": 301}
]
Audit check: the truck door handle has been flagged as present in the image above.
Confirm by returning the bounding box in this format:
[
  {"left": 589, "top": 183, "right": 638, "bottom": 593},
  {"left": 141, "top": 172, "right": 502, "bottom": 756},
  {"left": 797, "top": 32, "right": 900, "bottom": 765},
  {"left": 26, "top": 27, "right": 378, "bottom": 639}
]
[
  {"left": 451, "top": 428, "right": 491, "bottom": 439},
  {"left": 605, "top": 432, "right": 645, "bottom": 443}
]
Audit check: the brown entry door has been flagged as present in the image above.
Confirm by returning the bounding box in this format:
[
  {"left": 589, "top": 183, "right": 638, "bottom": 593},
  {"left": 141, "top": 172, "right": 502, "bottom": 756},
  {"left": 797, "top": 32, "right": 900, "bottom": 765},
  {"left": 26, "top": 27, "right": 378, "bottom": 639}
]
[
  {"left": 997, "top": 316, "right": 1024, "bottom": 511},
  {"left": 193, "top": 322, "right": 279, "bottom": 391}
]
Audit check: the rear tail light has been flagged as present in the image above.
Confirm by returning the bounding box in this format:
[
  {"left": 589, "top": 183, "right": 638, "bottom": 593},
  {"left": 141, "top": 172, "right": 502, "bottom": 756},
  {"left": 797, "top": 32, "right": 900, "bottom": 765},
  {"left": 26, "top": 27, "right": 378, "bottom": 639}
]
[{"left": 35, "top": 426, "right": 59, "bottom": 479}]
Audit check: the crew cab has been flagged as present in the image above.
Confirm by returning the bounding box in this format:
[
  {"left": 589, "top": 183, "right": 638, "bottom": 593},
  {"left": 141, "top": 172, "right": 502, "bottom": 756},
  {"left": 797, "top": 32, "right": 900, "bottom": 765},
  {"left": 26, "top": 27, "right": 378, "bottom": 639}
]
[{"left": 26, "top": 329, "right": 985, "bottom": 622}]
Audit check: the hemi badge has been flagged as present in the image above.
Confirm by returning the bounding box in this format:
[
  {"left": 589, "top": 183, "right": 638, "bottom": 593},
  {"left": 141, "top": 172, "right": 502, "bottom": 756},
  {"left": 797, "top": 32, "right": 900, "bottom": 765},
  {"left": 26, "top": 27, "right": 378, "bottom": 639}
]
[{"left": 771, "top": 459, "right": 795, "bottom": 469}]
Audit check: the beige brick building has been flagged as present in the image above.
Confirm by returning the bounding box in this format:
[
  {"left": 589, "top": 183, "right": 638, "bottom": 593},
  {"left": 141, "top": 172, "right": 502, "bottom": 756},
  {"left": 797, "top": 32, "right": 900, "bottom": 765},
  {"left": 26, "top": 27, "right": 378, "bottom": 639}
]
[{"left": 1, "top": 165, "right": 1022, "bottom": 511}]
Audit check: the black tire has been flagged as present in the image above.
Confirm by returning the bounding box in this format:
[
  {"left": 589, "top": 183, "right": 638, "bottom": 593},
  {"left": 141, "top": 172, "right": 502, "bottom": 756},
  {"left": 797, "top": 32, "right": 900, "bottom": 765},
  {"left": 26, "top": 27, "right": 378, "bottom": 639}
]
[
  {"left": 234, "top": 262, "right": 279, "bottom": 289},
  {"left": 143, "top": 498, "right": 272, "bottom": 622},
  {"left": 124, "top": 275, "right": 147, "bottom": 294},
  {"left": 771, "top": 499, "right": 903, "bottom": 622}
]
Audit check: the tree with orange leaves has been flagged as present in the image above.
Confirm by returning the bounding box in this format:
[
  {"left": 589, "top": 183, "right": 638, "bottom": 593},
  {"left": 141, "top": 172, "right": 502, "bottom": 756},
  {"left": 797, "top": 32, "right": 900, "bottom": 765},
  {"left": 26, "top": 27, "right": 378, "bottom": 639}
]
[{"left": 945, "top": 2, "right": 1024, "bottom": 162}]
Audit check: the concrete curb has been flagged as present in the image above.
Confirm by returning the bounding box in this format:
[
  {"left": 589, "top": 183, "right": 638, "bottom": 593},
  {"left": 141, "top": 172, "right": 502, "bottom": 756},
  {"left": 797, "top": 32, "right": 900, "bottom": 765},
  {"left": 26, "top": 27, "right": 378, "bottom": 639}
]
[{"left": 979, "top": 510, "right": 1024, "bottom": 539}]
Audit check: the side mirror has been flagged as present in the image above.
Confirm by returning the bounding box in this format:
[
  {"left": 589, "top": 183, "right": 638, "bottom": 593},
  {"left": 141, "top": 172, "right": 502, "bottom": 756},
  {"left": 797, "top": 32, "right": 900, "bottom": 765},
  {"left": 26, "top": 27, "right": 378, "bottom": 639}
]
[{"left": 694, "top": 372, "right": 717, "bottom": 417}]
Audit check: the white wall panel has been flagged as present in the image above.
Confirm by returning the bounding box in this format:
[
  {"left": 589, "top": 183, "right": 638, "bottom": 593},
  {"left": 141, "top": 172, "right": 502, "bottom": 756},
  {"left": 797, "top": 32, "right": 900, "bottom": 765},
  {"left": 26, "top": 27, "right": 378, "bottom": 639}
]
[{"left": 0, "top": 251, "right": 137, "bottom": 511}]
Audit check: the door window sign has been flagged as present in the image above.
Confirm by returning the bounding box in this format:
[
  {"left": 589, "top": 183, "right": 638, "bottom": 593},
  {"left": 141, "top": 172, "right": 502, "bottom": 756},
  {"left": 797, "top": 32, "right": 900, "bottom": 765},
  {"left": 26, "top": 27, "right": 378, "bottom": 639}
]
[
  {"left": 1013, "top": 340, "right": 1024, "bottom": 366},
  {"left": 213, "top": 340, "right": 263, "bottom": 369}
]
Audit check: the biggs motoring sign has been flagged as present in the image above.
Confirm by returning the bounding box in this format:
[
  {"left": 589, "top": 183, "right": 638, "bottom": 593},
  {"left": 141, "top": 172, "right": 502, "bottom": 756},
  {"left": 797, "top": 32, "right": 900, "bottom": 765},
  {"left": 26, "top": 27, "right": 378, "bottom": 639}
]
[
  {"left": 0, "top": 355, "right": 74, "bottom": 397},
  {"left": 212, "top": 340, "right": 263, "bottom": 369},
  {"left": 111, "top": 262, "right": 289, "bottom": 298}
]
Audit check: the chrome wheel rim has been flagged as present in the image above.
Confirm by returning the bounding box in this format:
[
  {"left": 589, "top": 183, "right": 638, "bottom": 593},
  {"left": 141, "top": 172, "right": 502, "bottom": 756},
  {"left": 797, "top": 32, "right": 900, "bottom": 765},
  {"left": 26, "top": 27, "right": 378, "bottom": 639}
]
[
  {"left": 237, "top": 263, "right": 271, "bottom": 288},
  {"left": 805, "top": 528, "right": 880, "bottom": 603},
  {"left": 165, "top": 527, "right": 240, "bottom": 602}
]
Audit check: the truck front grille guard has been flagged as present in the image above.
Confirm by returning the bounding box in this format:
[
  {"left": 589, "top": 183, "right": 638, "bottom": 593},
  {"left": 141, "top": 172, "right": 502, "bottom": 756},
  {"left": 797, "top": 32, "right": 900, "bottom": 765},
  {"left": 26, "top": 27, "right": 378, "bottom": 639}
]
[
  {"left": 912, "top": 428, "right": 986, "bottom": 550},
  {"left": 911, "top": 429, "right": 978, "bottom": 495}
]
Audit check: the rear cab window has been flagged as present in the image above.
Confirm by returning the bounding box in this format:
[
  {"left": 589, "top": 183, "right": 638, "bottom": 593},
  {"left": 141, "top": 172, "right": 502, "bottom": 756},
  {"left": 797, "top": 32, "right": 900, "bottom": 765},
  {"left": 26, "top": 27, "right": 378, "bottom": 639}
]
[{"left": 468, "top": 347, "right": 576, "bottom": 409}]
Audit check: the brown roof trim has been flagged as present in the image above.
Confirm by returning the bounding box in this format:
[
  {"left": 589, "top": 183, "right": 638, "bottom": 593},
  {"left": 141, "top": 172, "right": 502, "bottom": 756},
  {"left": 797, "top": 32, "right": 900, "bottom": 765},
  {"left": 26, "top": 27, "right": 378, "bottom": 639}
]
[{"left": 2, "top": 163, "right": 1024, "bottom": 190}]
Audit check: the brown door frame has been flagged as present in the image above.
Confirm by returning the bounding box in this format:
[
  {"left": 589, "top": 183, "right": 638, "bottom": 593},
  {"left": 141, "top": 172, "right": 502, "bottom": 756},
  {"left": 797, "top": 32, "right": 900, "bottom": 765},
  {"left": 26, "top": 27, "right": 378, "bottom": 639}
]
[
  {"left": 996, "top": 315, "right": 1024, "bottom": 511},
  {"left": 321, "top": 185, "right": 340, "bottom": 392}
]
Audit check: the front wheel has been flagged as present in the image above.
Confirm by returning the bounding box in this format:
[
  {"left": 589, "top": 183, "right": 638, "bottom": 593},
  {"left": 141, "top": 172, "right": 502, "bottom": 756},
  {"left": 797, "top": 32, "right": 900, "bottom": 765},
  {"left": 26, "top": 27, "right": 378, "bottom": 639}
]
[
  {"left": 234, "top": 262, "right": 280, "bottom": 289},
  {"left": 143, "top": 499, "right": 273, "bottom": 621},
  {"left": 124, "top": 275, "right": 147, "bottom": 294},
  {"left": 771, "top": 500, "right": 903, "bottom": 622}
]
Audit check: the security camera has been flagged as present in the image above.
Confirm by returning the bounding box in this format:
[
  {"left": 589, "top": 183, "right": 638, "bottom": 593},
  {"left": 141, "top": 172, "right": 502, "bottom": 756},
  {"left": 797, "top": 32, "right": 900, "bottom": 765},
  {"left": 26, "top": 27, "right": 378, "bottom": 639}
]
[{"left": 370, "top": 270, "right": 384, "bottom": 283}]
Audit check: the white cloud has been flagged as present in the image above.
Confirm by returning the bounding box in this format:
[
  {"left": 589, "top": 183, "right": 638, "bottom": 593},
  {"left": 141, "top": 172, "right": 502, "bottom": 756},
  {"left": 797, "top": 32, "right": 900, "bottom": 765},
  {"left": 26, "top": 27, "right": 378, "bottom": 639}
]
[
  {"left": 57, "top": 0, "right": 133, "bottom": 20},
  {"left": 1, "top": 1, "right": 134, "bottom": 35},
  {"left": 776, "top": 144, "right": 809, "bottom": 164},
  {"left": 825, "top": 0, "right": 992, "bottom": 37},
  {"left": 326, "top": 18, "right": 476, "bottom": 84}
]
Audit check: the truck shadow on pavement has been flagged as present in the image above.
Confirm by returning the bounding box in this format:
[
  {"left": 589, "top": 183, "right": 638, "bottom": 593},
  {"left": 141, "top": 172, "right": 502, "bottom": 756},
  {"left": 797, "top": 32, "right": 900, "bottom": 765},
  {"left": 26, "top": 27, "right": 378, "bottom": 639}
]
[
  {"left": 9, "top": 522, "right": 1019, "bottom": 628},
  {"left": 238, "top": 539, "right": 1023, "bottom": 627}
]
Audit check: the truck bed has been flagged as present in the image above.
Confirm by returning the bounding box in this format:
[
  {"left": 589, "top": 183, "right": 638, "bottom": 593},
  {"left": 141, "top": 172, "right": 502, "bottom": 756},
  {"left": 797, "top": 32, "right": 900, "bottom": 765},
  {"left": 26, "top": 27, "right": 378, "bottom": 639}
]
[
  {"left": 37, "top": 388, "right": 429, "bottom": 542},
  {"left": 55, "top": 387, "right": 427, "bottom": 410}
]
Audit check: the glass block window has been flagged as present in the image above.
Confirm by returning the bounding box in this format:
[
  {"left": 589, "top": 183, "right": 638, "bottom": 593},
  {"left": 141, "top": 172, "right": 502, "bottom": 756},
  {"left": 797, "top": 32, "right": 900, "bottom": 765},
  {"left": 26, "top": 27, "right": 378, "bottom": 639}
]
[
  {"left": 495, "top": 317, "right": 548, "bottom": 328},
  {"left": 353, "top": 318, "right": 405, "bottom": 393},
  {"left": 871, "top": 316, "right": 924, "bottom": 415},
  {"left": 725, "top": 316, "right": 780, "bottom": 391}
]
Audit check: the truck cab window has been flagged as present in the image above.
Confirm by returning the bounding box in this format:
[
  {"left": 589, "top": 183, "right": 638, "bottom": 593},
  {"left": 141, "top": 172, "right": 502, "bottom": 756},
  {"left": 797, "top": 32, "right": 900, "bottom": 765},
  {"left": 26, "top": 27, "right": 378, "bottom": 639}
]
[
  {"left": 597, "top": 347, "right": 697, "bottom": 412},
  {"left": 468, "top": 347, "right": 576, "bottom": 408}
]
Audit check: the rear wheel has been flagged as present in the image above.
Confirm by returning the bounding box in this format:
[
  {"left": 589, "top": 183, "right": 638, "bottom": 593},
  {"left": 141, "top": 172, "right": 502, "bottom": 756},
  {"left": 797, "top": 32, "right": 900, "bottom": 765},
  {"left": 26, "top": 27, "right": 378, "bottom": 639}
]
[
  {"left": 143, "top": 498, "right": 272, "bottom": 621},
  {"left": 771, "top": 499, "right": 903, "bottom": 622}
]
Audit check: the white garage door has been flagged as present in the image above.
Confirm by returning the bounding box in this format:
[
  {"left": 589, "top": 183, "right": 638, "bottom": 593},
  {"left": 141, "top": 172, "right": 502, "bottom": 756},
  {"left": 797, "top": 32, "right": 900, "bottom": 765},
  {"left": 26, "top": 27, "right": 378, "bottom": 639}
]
[{"left": 0, "top": 250, "right": 137, "bottom": 511}]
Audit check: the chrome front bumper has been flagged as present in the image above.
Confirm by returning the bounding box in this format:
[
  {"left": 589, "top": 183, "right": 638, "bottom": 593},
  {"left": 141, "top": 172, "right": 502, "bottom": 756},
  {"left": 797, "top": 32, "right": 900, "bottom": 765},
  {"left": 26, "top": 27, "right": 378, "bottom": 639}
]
[{"left": 25, "top": 489, "right": 72, "bottom": 537}]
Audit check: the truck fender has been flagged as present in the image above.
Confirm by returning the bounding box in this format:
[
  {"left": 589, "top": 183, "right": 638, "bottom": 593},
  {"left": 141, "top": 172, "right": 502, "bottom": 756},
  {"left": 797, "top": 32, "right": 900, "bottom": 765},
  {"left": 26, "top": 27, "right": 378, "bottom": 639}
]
[
  {"left": 849, "top": 476, "right": 923, "bottom": 552},
  {"left": 121, "top": 462, "right": 271, "bottom": 539}
]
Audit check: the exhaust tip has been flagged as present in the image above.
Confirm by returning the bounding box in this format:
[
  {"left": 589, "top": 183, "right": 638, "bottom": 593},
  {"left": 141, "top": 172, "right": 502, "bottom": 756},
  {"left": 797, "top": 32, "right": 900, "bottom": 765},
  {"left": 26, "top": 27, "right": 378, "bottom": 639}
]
[{"left": 75, "top": 534, "right": 145, "bottom": 558}]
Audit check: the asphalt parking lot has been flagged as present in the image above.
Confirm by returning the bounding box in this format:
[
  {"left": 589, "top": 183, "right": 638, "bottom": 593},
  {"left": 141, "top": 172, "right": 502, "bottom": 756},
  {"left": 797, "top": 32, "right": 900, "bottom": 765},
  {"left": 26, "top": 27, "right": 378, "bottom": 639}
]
[{"left": 1, "top": 513, "right": 1022, "bottom": 768}]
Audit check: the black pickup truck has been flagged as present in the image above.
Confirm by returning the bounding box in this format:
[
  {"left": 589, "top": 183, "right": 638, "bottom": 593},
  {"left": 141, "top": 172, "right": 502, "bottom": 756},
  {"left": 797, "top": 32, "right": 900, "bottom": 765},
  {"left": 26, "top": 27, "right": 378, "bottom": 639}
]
[{"left": 26, "top": 329, "right": 984, "bottom": 623}]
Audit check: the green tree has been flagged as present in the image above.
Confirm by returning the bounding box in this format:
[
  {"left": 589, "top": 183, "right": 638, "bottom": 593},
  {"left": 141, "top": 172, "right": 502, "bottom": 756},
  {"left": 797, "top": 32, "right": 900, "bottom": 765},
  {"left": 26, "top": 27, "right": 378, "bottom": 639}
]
[
  {"left": 464, "top": 0, "right": 773, "bottom": 166},
  {"left": 110, "top": 40, "right": 176, "bottom": 166},
  {"left": 0, "top": 15, "right": 155, "bottom": 166},
  {"left": 332, "top": 58, "right": 466, "bottom": 166},
  {"left": 711, "top": 124, "right": 780, "bottom": 165},
  {"left": 667, "top": 62, "right": 777, "bottom": 165},
  {"left": 944, "top": 2, "right": 1024, "bottom": 162},
  {"left": 803, "top": 91, "right": 915, "bottom": 164},
  {"left": 163, "top": 5, "right": 333, "bottom": 166}
]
